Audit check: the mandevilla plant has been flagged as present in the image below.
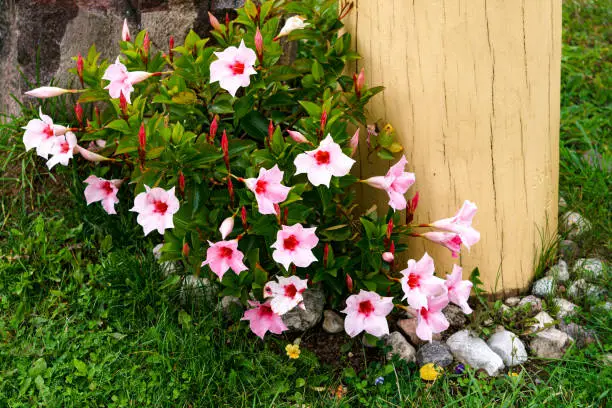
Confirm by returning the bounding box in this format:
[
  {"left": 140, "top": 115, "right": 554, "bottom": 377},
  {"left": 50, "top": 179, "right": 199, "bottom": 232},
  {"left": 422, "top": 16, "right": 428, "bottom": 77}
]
[{"left": 21, "top": 0, "right": 481, "bottom": 342}]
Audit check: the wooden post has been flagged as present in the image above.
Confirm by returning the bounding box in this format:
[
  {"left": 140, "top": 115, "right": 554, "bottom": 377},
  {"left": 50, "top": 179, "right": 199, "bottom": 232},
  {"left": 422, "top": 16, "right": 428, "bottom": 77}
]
[{"left": 345, "top": 0, "right": 561, "bottom": 295}]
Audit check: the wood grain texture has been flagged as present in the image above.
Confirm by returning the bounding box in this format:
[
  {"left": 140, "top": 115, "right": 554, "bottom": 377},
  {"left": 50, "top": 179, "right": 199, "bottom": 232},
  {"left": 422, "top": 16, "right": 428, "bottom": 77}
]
[{"left": 345, "top": 0, "right": 561, "bottom": 294}]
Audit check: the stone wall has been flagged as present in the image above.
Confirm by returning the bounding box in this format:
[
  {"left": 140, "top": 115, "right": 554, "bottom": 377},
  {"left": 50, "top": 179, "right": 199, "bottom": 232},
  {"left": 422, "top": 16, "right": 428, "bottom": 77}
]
[{"left": 0, "top": 0, "right": 245, "bottom": 116}]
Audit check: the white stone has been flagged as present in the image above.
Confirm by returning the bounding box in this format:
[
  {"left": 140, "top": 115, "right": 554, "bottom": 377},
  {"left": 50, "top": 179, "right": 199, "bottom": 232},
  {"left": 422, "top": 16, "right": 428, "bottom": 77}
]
[
  {"left": 546, "top": 260, "right": 570, "bottom": 282},
  {"left": 532, "top": 276, "right": 555, "bottom": 297},
  {"left": 530, "top": 328, "right": 570, "bottom": 359},
  {"left": 487, "top": 330, "right": 528, "bottom": 367},
  {"left": 446, "top": 330, "right": 505, "bottom": 376},
  {"left": 568, "top": 279, "right": 605, "bottom": 299},
  {"left": 322, "top": 310, "right": 344, "bottom": 334},
  {"left": 518, "top": 295, "right": 542, "bottom": 314},
  {"left": 562, "top": 212, "right": 591, "bottom": 238},
  {"left": 572, "top": 258, "right": 605, "bottom": 281},
  {"left": 384, "top": 332, "right": 416, "bottom": 363},
  {"left": 504, "top": 297, "right": 521, "bottom": 307},
  {"left": 530, "top": 311, "right": 555, "bottom": 332},
  {"left": 554, "top": 298, "right": 577, "bottom": 319}
]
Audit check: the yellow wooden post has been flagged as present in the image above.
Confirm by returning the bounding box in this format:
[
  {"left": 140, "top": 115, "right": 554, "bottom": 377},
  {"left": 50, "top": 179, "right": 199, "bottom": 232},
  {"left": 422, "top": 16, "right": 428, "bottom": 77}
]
[{"left": 345, "top": 0, "right": 561, "bottom": 295}]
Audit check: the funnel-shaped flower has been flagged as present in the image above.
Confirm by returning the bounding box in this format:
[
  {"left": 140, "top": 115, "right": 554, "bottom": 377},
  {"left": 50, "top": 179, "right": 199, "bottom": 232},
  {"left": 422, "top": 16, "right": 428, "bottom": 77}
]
[
  {"left": 24, "top": 86, "right": 77, "bottom": 99},
  {"left": 209, "top": 40, "right": 257, "bottom": 97},
  {"left": 420, "top": 231, "right": 463, "bottom": 258},
  {"left": 264, "top": 275, "right": 308, "bottom": 315},
  {"left": 23, "top": 108, "right": 67, "bottom": 159},
  {"left": 244, "top": 165, "right": 291, "bottom": 215},
  {"left": 102, "top": 57, "right": 154, "bottom": 104},
  {"left": 202, "top": 239, "right": 247, "bottom": 279},
  {"left": 275, "top": 16, "right": 309, "bottom": 39},
  {"left": 130, "top": 185, "right": 180, "bottom": 236},
  {"left": 341, "top": 290, "right": 393, "bottom": 338},
  {"left": 271, "top": 224, "right": 318, "bottom": 270},
  {"left": 287, "top": 130, "right": 309, "bottom": 144},
  {"left": 219, "top": 216, "right": 234, "bottom": 239},
  {"left": 293, "top": 134, "right": 355, "bottom": 187},
  {"left": 242, "top": 300, "right": 288, "bottom": 339},
  {"left": 399, "top": 252, "right": 447, "bottom": 310},
  {"left": 46, "top": 132, "right": 77, "bottom": 170},
  {"left": 431, "top": 201, "right": 480, "bottom": 249},
  {"left": 83, "top": 175, "right": 121, "bottom": 215},
  {"left": 445, "top": 265, "right": 473, "bottom": 314},
  {"left": 364, "top": 156, "right": 415, "bottom": 211},
  {"left": 416, "top": 293, "right": 450, "bottom": 342}
]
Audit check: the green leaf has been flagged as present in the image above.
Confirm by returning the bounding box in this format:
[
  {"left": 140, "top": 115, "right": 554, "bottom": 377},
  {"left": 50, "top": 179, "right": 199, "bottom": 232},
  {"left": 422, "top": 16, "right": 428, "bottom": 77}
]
[
  {"left": 377, "top": 149, "right": 395, "bottom": 160},
  {"left": 106, "top": 119, "right": 132, "bottom": 134},
  {"left": 299, "top": 101, "right": 321, "bottom": 118},
  {"left": 28, "top": 358, "right": 47, "bottom": 377},
  {"left": 239, "top": 110, "right": 269, "bottom": 140},
  {"left": 73, "top": 359, "right": 88, "bottom": 376},
  {"left": 312, "top": 60, "right": 324, "bottom": 81},
  {"left": 171, "top": 90, "right": 197, "bottom": 105},
  {"left": 210, "top": 94, "right": 235, "bottom": 114},
  {"left": 178, "top": 310, "right": 192, "bottom": 330}
]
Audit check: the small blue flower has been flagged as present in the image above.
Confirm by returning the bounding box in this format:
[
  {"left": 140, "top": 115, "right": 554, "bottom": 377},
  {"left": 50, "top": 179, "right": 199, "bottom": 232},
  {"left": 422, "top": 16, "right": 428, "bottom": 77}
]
[
  {"left": 374, "top": 376, "right": 384, "bottom": 385},
  {"left": 454, "top": 363, "right": 465, "bottom": 374}
]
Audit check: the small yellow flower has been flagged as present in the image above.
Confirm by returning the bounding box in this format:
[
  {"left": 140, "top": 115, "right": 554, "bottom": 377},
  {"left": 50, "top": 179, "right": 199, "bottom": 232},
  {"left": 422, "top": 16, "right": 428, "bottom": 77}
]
[
  {"left": 286, "top": 344, "right": 301, "bottom": 359},
  {"left": 383, "top": 123, "right": 394, "bottom": 133},
  {"left": 420, "top": 363, "right": 443, "bottom": 381},
  {"left": 509, "top": 372, "right": 519, "bottom": 377}
]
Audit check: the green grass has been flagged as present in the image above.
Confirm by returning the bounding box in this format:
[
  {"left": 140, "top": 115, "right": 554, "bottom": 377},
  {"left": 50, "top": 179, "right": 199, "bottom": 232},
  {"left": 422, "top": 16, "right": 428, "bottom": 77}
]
[{"left": 0, "top": 0, "right": 610, "bottom": 406}]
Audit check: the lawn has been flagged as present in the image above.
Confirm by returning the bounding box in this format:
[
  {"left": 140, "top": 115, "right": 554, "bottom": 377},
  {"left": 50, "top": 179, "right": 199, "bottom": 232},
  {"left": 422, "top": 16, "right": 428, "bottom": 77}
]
[{"left": 0, "top": 0, "right": 610, "bottom": 406}]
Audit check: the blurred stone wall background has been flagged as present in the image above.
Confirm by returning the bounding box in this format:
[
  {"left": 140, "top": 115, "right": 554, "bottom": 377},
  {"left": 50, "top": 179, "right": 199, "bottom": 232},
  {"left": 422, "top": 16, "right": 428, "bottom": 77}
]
[{"left": 0, "top": 0, "right": 245, "bottom": 115}]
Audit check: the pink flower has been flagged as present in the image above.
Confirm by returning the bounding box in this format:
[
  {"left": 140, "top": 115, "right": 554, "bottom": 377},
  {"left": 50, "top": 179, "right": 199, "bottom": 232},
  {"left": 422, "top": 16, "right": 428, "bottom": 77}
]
[
  {"left": 364, "top": 156, "right": 415, "bottom": 211},
  {"left": 264, "top": 275, "right": 308, "bottom": 315},
  {"left": 399, "top": 252, "right": 447, "bottom": 310},
  {"left": 244, "top": 165, "right": 291, "bottom": 215},
  {"left": 341, "top": 290, "right": 394, "bottom": 338},
  {"left": 83, "top": 175, "right": 122, "bottom": 215},
  {"left": 75, "top": 145, "right": 110, "bottom": 162},
  {"left": 130, "top": 185, "right": 180, "bottom": 236},
  {"left": 287, "top": 130, "right": 309, "bottom": 144},
  {"left": 275, "top": 16, "right": 309, "bottom": 40},
  {"left": 241, "top": 300, "right": 288, "bottom": 339},
  {"left": 271, "top": 224, "right": 318, "bottom": 270},
  {"left": 22, "top": 108, "right": 67, "bottom": 159},
  {"left": 202, "top": 239, "right": 247, "bottom": 279},
  {"left": 293, "top": 134, "right": 355, "bottom": 187},
  {"left": 46, "top": 132, "right": 77, "bottom": 170},
  {"left": 122, "top": 18, "right": 131, "bottom": 41},
  {"left": 445, "top": 265, "right": 473, "bottom": 314},
  {"left": 382, "top": 252, "right": 394, "bottom": 263},
  {"left": 209, "top": 40, "right": 257, "bottom": 97},
  {"left": 102, "top": 57, "right": 154, "bottom": 104},
  {"left": 219, "top": 216, "right": 234, "bottom": 239},
  {"left": 420, "top": 231, "right": 463, "bottom": 258},
  {"left": 416, "top": 293, "right": 450, "bottom": 342},
  {"left": 431, "top": 201, "right": 480, "bottom": 248},
  {"left": 24, "top": 86, "right": 77, "bottom": 99}
]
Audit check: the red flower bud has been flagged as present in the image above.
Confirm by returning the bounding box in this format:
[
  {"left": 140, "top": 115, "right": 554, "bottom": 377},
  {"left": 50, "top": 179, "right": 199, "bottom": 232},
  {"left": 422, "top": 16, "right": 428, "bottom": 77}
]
[
  {"left": 182, "top": 242, "right": 190, "bottom": 257},
  {"left": 178, "top": 171, "right": 185, "bottom": 197},
  {"left": 274, "top": 203, "right": 281, "bottom": 220},
  {"left": 209, "top": 115, "right": 219, "bottom": 143},
  {"left": 345, "top": 274, "right": 353, "bottom": 293},
  {"left": 138, "top": 123, "right": 146, "bottom": 151},
  {"left": 241, "top": 206, "right": 248, "bottom": 229},
  {"left": 74, "top": 103, "right": 83, "bottom": 126},
  {"left": 169, "top": 35, "right": 175, "bottom": 61},
  {"left": 354, "top": 67, "right": 365, "bottom": 97},
  {"left": 390, "top": 240, "right": 396, "bottom": 254},
  {"left": 119, "top": 92, "right": 128, "bottom": 116},
  {"left": 386, "top": 218, "right": 394, "bottom": 240},
  {"left": 255, "top": 27, "right": 264, "bottom": 62},
  {"left": 228, "top": 176, "right": 234, "bottom": 203},
  {"left": 208, "top": 12, "right": 221, "bottom": 31},
  {"left": 323, "top": 243, "right": 329, "bottom": 268},
  {"left": 268, "top": 119, "right": 274, "bottom": 147},
  {"left": 221, "top": 130, "right": 229, "bottom": 170},
  {"left": 95, "top": 106, "right": 101, "bottom": 127},
  {"left": 225, "top": 12, "right": 230, "bottom": 27},
  {"left": 143, "top": 32, "right": 150, "bottom": 56},
  {"left": 407, "top": 191, "right": 420, "bottom": 224},
  {"left": 320, "top": 110, "right": 328, "bottom": 132},
  {"left": 76, "top": 53, "right": 84, "bottom": 86}
]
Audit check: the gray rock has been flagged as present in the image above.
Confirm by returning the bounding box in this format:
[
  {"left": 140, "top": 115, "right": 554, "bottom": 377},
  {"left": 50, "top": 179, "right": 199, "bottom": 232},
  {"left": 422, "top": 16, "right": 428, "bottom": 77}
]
[
  {"left": 559, "top": 196, "right": 567, "bottom": 209},
  {"left": 530, "top": 328, "right": 570, "bottom": 359},
  {"left": 546, "top": 260, "right": 570, "bottom": 282},
  {"left": 446, "top": 330, "right": 505, "bottom": 376},
  {"left": 322, "top": 310, "right": 344, "bottom": 334},
  {"left": 443, "top": 304, "right": 468, "bottom": 328},
  {"left": 180, "top": 275, "right": 218, "bottom": 306},
  {"left": 211, "top": 0, "right": 245, "bottom": 10},
  {"left": 504, "top": 297, "right": 521, "bottom": 307},
  {"left": 416, "top": 341, "right": 454, "bottom": 368},
  {"left": 517, "top": 295, "right": 542, "bottom": 315},
  {"left": 384, "top": 332, "right": 416, "bottom": 363},
  {"left": 558, "top": 322, "right": 596, "bottom": 348},
  {"left": 559, "top": 240, "right": 579, "bottom": 259},
  {"left": 562, "top": 212, "right": 592, "bottom": 238},
  {"left": 487, "top": 330, "right": 528, "bottom": 367},
  {"left": 572, "top": 258, "right": 605, "bottom": 281},
  {"left": 282, "top": 288, "right": 324, "bottom": 331},
  {"left": 532, "top": 276, "right": 555, "bottom": 297},
  {"left": 219, "top": 295, "right": 243, "bottom": 320},
  {"left": 397, "top": 318, "right": 441, "bottom": 346},
  {"left": 568, "top": 279, "right": 605, "bottom": 299},
  {"left": 554, "top": 298, "right": 577, "bottom": 319},
  {"left": 530, "top": 311, "right": 555, "bottom": 332}
]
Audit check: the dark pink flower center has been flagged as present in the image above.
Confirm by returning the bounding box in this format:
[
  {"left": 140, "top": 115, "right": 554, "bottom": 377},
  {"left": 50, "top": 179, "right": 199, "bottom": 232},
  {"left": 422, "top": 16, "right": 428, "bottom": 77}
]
[
  {"left": 450, "top": 236, "right": 462, "bottom": 246},
  {"left": 153, "top": 200, "right": 168, "bottom": 214},
  {"left": 255, "top": 179, "right": 267, "bottom": 194},
  {"left": 231, "top": 61, "right": 245, "bottom": 75},
  {"left": 219, "top": 246, "right": 233, "bottom": 258},
  {"left": 407, "top": 273, "right": 419, "bottom": 289},
  {"left": 259, "top": 303, "right": 274, "bottom": 317},
  {"left": 102, "top": 181, "right": 114, "bottom": 195},
  {"left": 420, "top": 307, "right": 428, "bottom": 320},
  {"left": 314, "top": 150, "right": 330, "bottom": 165},
  {"left": 283, "top": 235, "right": 299, "bottom": 251},
  {"left": 358, "top": 300, "right": 374, "bottom": 317},
  {"left": 59, "top": 141, "right": 70, "bottom": 154},
  {"left": 284, "top": 284, "right": 297, "bottom": 298},
  {"left": 44, "top": 125, "right": 54, "bottom": 139}
]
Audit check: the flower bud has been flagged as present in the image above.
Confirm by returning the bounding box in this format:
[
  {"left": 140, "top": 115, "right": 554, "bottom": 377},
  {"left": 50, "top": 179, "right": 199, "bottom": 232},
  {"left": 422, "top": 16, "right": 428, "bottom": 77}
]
[
  {"left": 138, "top": 123, "right": 146, "bottom": 151},
  {"left": 287, "top": 130, "right": 308, "bottom": 144},
  {"left": 178, "top": 171, "right": 185, "bottom": 197},
  {"left": 219, "top": 216, "right": 234, "bottom": 239},
  {"left": 169, "top": 35, "right": 175, "bottom": 61},
  {"left": 221, "top": 130, "right": 229, "bottom": 170},
  {"left": 345, "top": 274, "right": 353, "bottom": 293},
  {"left": 268, "top": 119, "right": 274, "bottom": 148},
  {"left": 95, "top": 106, "right": 101, "bottom": 127},
  {"left": 24, "top": 87, "right": 77, "bottom": 99},
  {"left": 255, "top": 27, "right": 264, "bottom": 62},
  {"left": 225, "top": 12, "right": 230, "bottom": 27},
  {"left": 407, "top": 191, "right": 420, "bottom": 224},
  {"left": 209, "top": 115, "right": 219, "bottom": 143},
  {"left": 227, "top": 176, "right": 234, "bottom": 203},
  {"left": 208, "top": 12, "right": 221, "bottom": 31},
  {"left": 354, "top": 67, "right": 365, "bottom": 97},
  {"left": 74, "top": 103, "right": 83, "bottom": 126},
  {"left": 323, "top": 243, "right": 329, "bottom": 268},
  {"left": 382, "top": 252, "right": 394, "bottom": 263},
  {"left": 349, "top": 128, "right": 359, "bottom": 157},
  {"left": 122, "top": 18, "right": 131, "bottom": 42},
  {"left": 386, "top": 218, "right": 393, "bottom": 240},
  {"left": 182, "top": 242, "right": 190, "bottom": 257},
  {"left": 320, "top": 110, "right": 328, "bottom": 132},
  {"left": 274, "top": 203, "right": 281, "bottom": 219},
  {"left": 75, "top": 145, "right": 110, "bottom": 162},
  {"left": 390, "top": 240, "right": 396, "bottom": 254},
  {"left": 76, "top": 53, "right": 84, "bottom": 86},
  {"left": 119, "top": 92, "right": 128, "bottom": 116},
  {"left": 143, "top": 32, "right": 151, "bottom": 56},
  {"left": 241, "top": 206, "right": 248, "bottom": 229}
]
